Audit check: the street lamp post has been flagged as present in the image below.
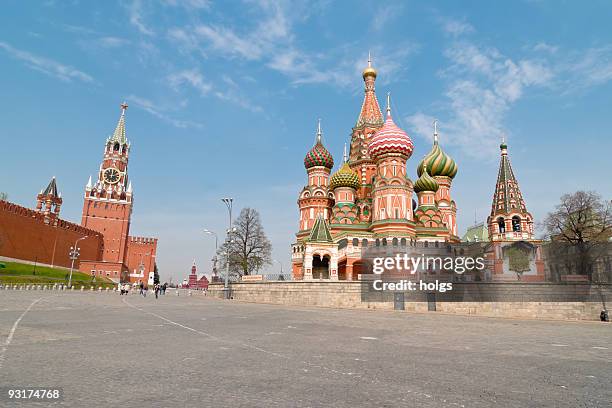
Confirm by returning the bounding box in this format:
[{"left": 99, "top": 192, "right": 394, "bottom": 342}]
[
  {"left": 203, "top": 229, "right": 218, "bottom": 251},
  {"left": 221, "top": 198, "right": 233, "bottom": 299},
  {"left": 203, "top": 229, "right": 219, "bottom": 280},
  {"left": 68, "top": 236, "right": 88, "bottom": 288}
]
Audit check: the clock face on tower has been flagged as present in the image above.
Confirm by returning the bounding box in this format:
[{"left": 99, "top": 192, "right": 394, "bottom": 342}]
[{"left": 103, "top": 167, "right": 121, "bottom": 184}]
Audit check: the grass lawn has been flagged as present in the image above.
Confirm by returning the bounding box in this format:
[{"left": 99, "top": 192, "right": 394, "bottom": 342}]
[{"left": 0, "top": 261, "right": 115, "bottom": 288}]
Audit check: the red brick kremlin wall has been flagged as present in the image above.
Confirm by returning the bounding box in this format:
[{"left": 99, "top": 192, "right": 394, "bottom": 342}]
[{"left": 0, "top": 200, "right": 103, "bottom": 268}]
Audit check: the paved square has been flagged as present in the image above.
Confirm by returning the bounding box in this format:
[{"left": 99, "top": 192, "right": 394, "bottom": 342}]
[{"left": 0, "top": 291, "right": 610, "bottom": 407}]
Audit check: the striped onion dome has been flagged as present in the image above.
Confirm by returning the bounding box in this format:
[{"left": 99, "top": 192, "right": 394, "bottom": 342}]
[
  {"left": 330, "top": 162, "right": 360, "bottom": 190},
  {"left": 304, "top": 141, "right": 334, "bottom": 169},
  {"left": 417, "top": 142, "right": 457, "bottom": 179},
  {"left": 413, "top": 165, "right": 439, "bottom": 193},
  {"left": 368, "top": 104, "right": 414, "bottom": 160},
  {"left": 304, "top": 120, "right": 334, "bottom": 170}
]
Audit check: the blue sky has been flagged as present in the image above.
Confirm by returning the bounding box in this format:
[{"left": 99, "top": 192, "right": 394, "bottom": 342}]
[{"left": 2, "top": 0, "right": 612, "bottom": 283}]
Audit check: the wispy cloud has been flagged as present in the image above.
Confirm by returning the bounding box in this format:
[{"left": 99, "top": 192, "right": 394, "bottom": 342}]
[
  {"left": 0, "top": 41, "right": 93, "bottom": 83},
  {"left": 440, "top": 17, "right": 475, "bottom": 37},
  {"left": 533, "top": 42, "right": 559, "bottom": 54},
  {"left": 167, "top": 68, "right": 263, "bottom": 112},
  {"left": 407, "top": 41, "right": 552, "bottom": 157},
  {"left": 162, "top": 0, "right": 210, "bottom": 10},
  {"left": 562, "top": 45, "right": 612, "bottom": 92},
  {"left": 167, "top": 1, "right": 331, "bottom": 85},
  {"left": 168, "top": 69, "right": 212, "bottom": 95},
  {"left": 97, "top": 36, "right": 131, "bottom": 48},
  {"left": 215, "top": 74, "right": 263, "bottom": 113},
  {"left": 194, "top": 25, "right": 260, "bottom": 59},
  {"left": 126, "top": 0, "right": 154, "bottom": 36},
  {"left": 371, "top": 4, "right": 404, "bottom": 32},
  {"left": 128, "top": 95, "right": 203, "bottom": 129}
]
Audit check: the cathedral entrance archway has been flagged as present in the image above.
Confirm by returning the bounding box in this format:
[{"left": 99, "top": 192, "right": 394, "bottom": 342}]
[{"left": 312, "top": 254, "right": 330, "bottom": 279}]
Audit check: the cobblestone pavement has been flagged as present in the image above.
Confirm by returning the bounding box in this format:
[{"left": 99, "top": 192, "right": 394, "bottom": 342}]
[{"left": 0, "top": 290, "right": 610, "bottom": 407}]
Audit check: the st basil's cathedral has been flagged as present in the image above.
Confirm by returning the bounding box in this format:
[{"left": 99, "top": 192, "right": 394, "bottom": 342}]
[
  {"left": 291, "top": 57, "right": 543, "bottom": 282},
  {"left": 291, "top": 57, "right": 460, "bottom": 281}
]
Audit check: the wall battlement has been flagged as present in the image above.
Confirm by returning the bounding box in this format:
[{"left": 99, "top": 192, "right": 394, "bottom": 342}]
[
  {"left": 128, "top": 236, "right": 158, "bottom": 244},
  {"left": 0, "top": 199, "right": 103, "bottom": 268},
  {"left": 0, "top": 200, "right": 102, "bottom": 238}
]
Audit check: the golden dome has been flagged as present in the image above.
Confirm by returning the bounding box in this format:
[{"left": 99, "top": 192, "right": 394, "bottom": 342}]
[
  {"left": 362, "top": 51, "right": 377, "bottom": 79},
  {"left": 362, "top": 66, "right": 377, "bottom": 79}
]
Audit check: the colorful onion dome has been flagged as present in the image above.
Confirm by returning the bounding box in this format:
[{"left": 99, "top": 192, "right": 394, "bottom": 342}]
[
  {"left": 368, "top": 94, "right": 414, "bottom": 160},
  {"left": 304, "top": 120, "right": 334, "bottom": 170},
  {"left": 330, "top": 162, "right": 360, "bottom": 190},
  {"left": 413, "top": 165, "right": 439, "bottom": 193},
  {"left": 417, "top": 122, "right": 458, "bottom": 179}
]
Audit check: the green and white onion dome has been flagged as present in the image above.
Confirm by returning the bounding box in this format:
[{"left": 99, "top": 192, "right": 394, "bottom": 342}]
[
  {"left": 413, "top": 165, "right": 439, "bottom": 193},
  {"left": 417, "top": 141, "right": 458, "bottom": 179}
]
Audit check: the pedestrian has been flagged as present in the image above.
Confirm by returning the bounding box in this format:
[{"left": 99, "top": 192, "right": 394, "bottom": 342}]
[
  {"left": 162, "top": 282, "right": 167, "bottom": 295},
  {"left": 154, "top": 283, "right": 159, "bottom": 299},
  {"left": 139, "top": 282, "right": 144, "bottom": 296}
]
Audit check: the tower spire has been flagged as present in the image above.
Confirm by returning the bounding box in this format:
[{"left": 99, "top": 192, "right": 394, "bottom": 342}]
[
  {"left": 109, "top": 102, "right": 128, "bottom": 145},
  {"left": 343, "top": 143, "right": 348, "bottom": 163},
  {"left": 316, "top": 118, "right": 322, "bottom": 144},
  {"left": 433, "top": 119, "right": 439, "bottom": 145},
  {"left": 356, "top": 53, "right": 383, "bottom": 128},
  {"left": 488, "top": 136, "right": 534, "bottom": 241},
  {"left": 386, "top": 92, "right": 391, "bottom": 117},
  {"left": 500, "top": 134, "right": 508, "bottom": 153}
]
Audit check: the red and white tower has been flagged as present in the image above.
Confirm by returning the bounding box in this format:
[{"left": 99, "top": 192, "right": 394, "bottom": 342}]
[
  {"left": 298, "top": 120, "right": 334, "bottom": 231},
  {"left": 349, "top": 53, "right": 385, "bottom": 203},
  {"left": 487, "top": 139, "right": 534, "bottom": 241},
  {"left": 81, "top": 102, "right": 133, "bottom": 265},
  {"left": 368, "top": 94, "right": 415, "bottom": 234}
]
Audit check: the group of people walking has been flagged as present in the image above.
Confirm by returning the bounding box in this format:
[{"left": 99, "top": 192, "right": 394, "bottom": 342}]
[
  {"left": 153, "top": 282, "right": 166, "bottom": 298},
  {"left": 119, "top": 281, "right": 168, "bottom": 298}
]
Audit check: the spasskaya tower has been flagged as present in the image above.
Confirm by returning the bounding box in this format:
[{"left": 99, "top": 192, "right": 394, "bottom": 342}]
[{"left": 79, "top": 103, "right": 158, "bottom": 284}]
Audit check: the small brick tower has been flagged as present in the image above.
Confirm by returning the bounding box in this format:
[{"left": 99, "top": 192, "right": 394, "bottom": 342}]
[
  {"left": 487, "top": 138, "right": 534, "bottom": 241},
  {"left": 36, "top": 177, "right": 62, "bottom": 225}
]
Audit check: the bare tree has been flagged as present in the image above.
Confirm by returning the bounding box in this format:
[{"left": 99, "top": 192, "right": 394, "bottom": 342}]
[
  {"left": 218, "top": 208, "right": 272, "bottom": 276},
  {"left": 542, "top": 191, "right": 612, "bottom": 279}
]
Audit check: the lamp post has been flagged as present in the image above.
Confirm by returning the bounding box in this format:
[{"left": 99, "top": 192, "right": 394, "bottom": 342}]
[
  {"left": 203, "top": 229, "right": 219, "bottom": 280},
  {"left": 68, "top": 236, "right": 88, "bottom": 288},
  {"left": 203, "top": 229, "right": 218, "bottom": 251},
  {"left": 221, "top": 198, "right": 233, "bottom": 299}
]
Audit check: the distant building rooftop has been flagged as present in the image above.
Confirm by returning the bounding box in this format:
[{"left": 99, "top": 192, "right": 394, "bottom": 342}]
[{"left": 462, "top": 222, "right": 489, "bottom": 242}]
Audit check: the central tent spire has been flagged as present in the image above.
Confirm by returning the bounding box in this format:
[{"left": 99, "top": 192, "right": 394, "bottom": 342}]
[
  {"left": 355, "top": 53, "right": 384, "bottom": 129},
  {"left": 109, "top": 101, "right": 129, "bottom": 145}
]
